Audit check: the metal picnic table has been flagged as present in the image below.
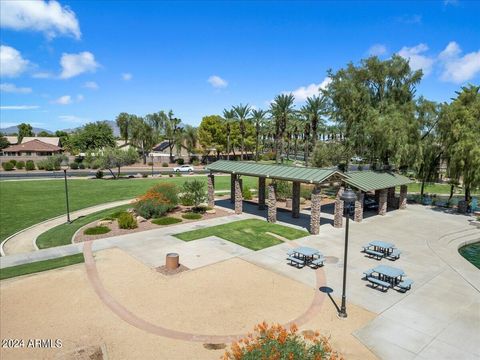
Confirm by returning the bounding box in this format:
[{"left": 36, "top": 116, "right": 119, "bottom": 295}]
[
  {"left": 373, "top": 265, "right": 405, "bottom": 285},
  {"left": 368, "top": 240, "right": 396, "bottom": 256}
]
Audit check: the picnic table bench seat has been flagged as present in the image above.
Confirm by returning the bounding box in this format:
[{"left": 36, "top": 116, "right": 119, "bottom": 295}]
[
  {"left": 367, "top": 277, "right": 392, "bottom": 292},
  {"left": 287, "top": 256, "right": 304, "bottom": 268},
  {"left": 397, "top": 278, "right": 414, "bottom": 291},
  {"left": 364, "top": 249, "right": 384, "bottom": 260}
]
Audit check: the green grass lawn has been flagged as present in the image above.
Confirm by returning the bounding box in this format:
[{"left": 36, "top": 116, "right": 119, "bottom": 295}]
[
  {"left": 36, "top": 204, "right": 131, "bottom": 249},
  {"left": 0, "top": 253, "right": 84, "bottom": 280},
  {"left": 174, "top": 218, "right": 308, "bottom": 250},
  {"left": 0, "top": 175, "right": 257, "bottom": 242}
]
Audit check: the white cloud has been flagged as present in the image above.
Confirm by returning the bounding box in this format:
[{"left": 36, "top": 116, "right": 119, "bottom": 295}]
[
  {"left": 398, "top": 43, "right": 435, "bottom": 75},
  {"left": 0, "top": 45, "right": 30, "bottom": 77},
  {"left": 438, "top": 41, "right": 480, "bottom": 83},
  {"left": 287, "top": 77, "right": 332, "bottom": 103},
  {"left": 0, "top": 0, "right": 81, "bottom": 39},
  {"left": 121, "top": 73, "right": 133, "bottom": 81},
  {"left": 207, "top": 75, "right": 228, "bottom": 88},
  {"left": 52, "top": 95, "right": 72, "bottom": 105},
  {"left": 60, "top": 51, "right": 99, "bottom": 79},
  {"left": 58, "top": 115, "right": 89, "bottom": 123},
  {"left": 0, "top": 83, "right": 32, "bottom": 94},
  {"left": 368, "top": 44, "right": 387, "bottom": 56},
  {"left": 83, "top": 81, "right": 98, "bottom": 89},
  {"left": 0, "top": 105, "right": 39, "bottom": 110}
]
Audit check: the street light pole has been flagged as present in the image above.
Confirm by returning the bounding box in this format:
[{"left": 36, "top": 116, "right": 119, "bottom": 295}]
[
  {"left": 60, "top": 160, "right": 71, "bottom": 223},
  {"left": 338, "top": 187, "right": 356, "bottom": 318}
]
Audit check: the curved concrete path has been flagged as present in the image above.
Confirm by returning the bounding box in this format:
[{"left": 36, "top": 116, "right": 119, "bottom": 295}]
[{"left": 1, "top": 199, "right": 136, "bottom": 256}]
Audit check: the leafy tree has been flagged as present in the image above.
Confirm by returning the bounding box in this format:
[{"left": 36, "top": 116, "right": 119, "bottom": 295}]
[
  {"left": 232, "top": 104, "right": 252, "bottom": 160},
  {"left": 0, "top": 133, "right": 9, "bottom": 149},
  {"left": 324, "top": 55, "right": 422, "bottom": 168},
  {"left": 438, "top": 85, "right": 480, "bottom": 202},
  {"left": 270, "top": 93, "right": 295, "bottom": 163},
  {"left": 181, "top": 179, "right": 207, "bottom": 209},
  {"left": 129, "top": 116, "right": 157, "bottom": 164},
  {"left": 68, "top": 121, "right": 115, "bottom": 152},
  {"left": 116, "top": 112, "right": 132, "bottom": 144},
  {"left": 17, "top": 123, "right": 34, "bottom": 143},
  {"left": 98, "top": 147, "right": 139, "bottom": 178},
  {"left": 251, "top": 109, "right": 268, "bottom": 162},
  {"left": 198, "top": 115, "right": 225, "bottom": 159}
]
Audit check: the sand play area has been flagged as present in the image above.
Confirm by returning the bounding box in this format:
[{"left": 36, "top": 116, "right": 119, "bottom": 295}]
[{"left": 1, "top": 248, "right": 376, "bottom": 359}]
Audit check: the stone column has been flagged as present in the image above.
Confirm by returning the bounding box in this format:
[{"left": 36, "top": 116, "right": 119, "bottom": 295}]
[
  {"left": 310, "top": 186, "right": 322, "bottom": 234},
  {"left": 334, "top": 186, "right": 344, "bottom": 228},
  {"left": 258, "top": 177, "right": 266, "bottom": 210},
  {"left": 230, "top": 174, "right": 236, "bottom": 203},
  {"left": 378, "top": 189, "right": 388, "bottom": 215},
  {"left": 207, "top": 174, "right": 215, "bottom": 208},
  {"left": 399, "top": 185, "right": 408, "bottom": 209},
  {"left": 354, "top": 191, "right": 364, "bottom": 222},
  {"left": 292, "top": 181, "right": 301, "bottom": 218},
  {"left": 234, "top": 178, "right": 243, "bottom": 214},
  {"left": 387, "top": 187, "right": 396, "bottom": 208},
  {"left": 267, "top": 184, "right": 277, "bottom": 223}
]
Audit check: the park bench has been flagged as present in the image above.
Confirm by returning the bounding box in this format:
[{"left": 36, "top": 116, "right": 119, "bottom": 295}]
[
  {"left": 364, "top": 249, "right": 384, "bottom": 260},
  {"left": 310, "top": 257, "right": 325, "bottom": 268},
  {"left": 363, "top": 269, "right": 374, "bottom": 279},
  {"left": 287, "top": 256, "right": 304, "bottom": 268},
  {"left": 397, "top": 279, "right": 414, "bottom": 292},
  {"left": 367, "top": 277, "right": 391, "bottom": 292},
  {"left": 388, "top": 249, "right": 401, "bottom": 260}
]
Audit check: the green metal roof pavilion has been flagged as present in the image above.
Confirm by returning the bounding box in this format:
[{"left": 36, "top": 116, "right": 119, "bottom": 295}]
[
  {"left": 206, "top": 160, "right": 413, "bottom": 191},
  {"left": 206, "top": 160, "right": 345, "bottom": 184}
]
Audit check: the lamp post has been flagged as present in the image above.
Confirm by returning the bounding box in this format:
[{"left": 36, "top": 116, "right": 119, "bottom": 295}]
[
  {"left": 60, "top": 160, "right": 71, "bottom": 223},
  {"left": 338, "top": 187, "right": 357, "bottom": 318}
]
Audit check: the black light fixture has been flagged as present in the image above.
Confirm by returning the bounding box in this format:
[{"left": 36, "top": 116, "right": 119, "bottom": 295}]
[
  {"left": 60, "top": 159, "right": 71, "bottom": 223},
  {"left": 338, "top": 186, "right": 356, "bottom": 318}
]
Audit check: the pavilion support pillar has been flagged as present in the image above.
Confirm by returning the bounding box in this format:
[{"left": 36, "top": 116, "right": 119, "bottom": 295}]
[
  {"left": 234, "top": 178, "right": 243, "bottom": 214},
  {"left": 230, "top": 174, "right": 236, "bottom": 204},
  {"left": 378, "top": 188, "right": 388, "bottom": 215},
  {"left": 267, "top": 183, "right": 277, "bottom": 223},
  {"left": 334, "top": 186, "right": 344, "bottom": 228},
  {"left": 387, "top": 187, "right": 396, "bottom": 208},
  {"left": 399, "top": 185, "right": 408, "bottom": 209},
  {"left": 354, "top": 191, "right": 364, "bottom": 222},
  {"left": 292, "top": 181, "right": 301, "bottom": 218},
  {"left": 207, "top": 173, "right": 215, "bottom": 208},
  {"left": 258, "top": 177, "right": 266, "bottom": 210},
  {"left": 310, "top": 186, "right": 322, "bottom": 235}
]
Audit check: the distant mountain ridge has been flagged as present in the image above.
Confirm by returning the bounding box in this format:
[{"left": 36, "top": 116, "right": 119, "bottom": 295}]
[{"left": 1, "top": 120, "right": 120, "bottom": 137}]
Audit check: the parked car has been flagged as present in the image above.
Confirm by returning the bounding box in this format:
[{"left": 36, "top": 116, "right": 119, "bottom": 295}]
[
  {"left": 364, "top": 197, "right": 378, "bottom": 210},
  {"left": 173, "top": 164, "right": 194, "bottom": 173}
]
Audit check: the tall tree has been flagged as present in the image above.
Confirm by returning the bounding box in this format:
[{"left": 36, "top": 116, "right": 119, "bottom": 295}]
[
  {"left": 270, "top": 94, "right": 295, "bottom": 164},
  {"left": 115, "top": 112, "right": 131, "bottom": 145},
  {"left": 17, "top": 123, "right": 34, "bottom": 143},
  {"left": 223, "top": 109, "right": 235, "bottom": 160},
  {"left": 251, "top": 109, "right": 267, "bottom": 162},
  {"left": 233, "top": 104, "right": 251, "bottom": 160},
  {"left": 438, "top": 85, "right": 480, "bottom": 203}
]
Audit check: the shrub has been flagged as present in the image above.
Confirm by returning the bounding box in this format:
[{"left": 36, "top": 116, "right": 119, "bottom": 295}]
[
  {"left": 2, "top": 162, "right": 14, "bottom": 171},
  {"left": 242, "top": 187, "right": 253, "bottom": 200},
  {"left": 180, "top": 179, "right": 207, "bottom": 209},
  {"left": 152, "top": 217, "right": 182, "bottom": 225},
  {"left": 118, "top": 212, "right": 138, "bottom": 229},
  {"left": 16, "top": 160, "right": 25, "bottom": 169},
  {"left": 84, "top": 226, "right": 111, "bottom": 235},
  {"left": 9, "top": 159, "right": 17, "bottom": 166},
  {"left": 95, "top": 170, "right": 104, "bottom": 179},
  {"left": 176, "top": 158, "right": 185, "bottom": 165},
  {"left": 134, "top": 183, "right": 179, "bottom": 219},
  {"left": 69, "top": 162, "right": 79, "bottom": 169},
  {"left": 182, "top": 212, "right": 202, "bottom": 220},
  {"left": 162, "top": 162, "right": 169, "bottom": 167},
  {"left": 78, "top": 163, "right": 85, "bottom": 169},
  {"left": 274, "top": 180, "right": 291, "bottom": 201},
  {"left": 26, "top": 160, "right": 35, "bottom": 171},
  {"left": 223, "top": 322, "right": 341, "bottom": 360}
]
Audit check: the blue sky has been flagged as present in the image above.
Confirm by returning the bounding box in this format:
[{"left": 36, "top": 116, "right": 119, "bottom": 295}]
[{"left": 1, "top": 0, "right": 479, "bottom": 131}]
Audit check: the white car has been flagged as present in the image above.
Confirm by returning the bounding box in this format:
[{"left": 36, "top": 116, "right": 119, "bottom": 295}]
[{"left": 173, "top": 164, "right": 194, "bottom": 173}]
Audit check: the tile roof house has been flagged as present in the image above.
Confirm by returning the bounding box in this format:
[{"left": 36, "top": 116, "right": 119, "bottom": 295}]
[{"left": 2, "top": 139, "right": 63, "bottom": 157}]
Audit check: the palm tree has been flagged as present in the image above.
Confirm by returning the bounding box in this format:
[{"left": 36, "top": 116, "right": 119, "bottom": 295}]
[
  {"left": 270, "top": 94, "right": 295, "bottom": 164},
  {"left": 251, "top": 109, "right": 267, "bottom": 162},
  {"left": 232, "top": 104, "right": 251, "bottom": 160},
  {"left": 302, "top": 95, "right": 326, "bottom": 154},
  {"left": 223, "top": 109, "right": 235, "bottom": 160}
]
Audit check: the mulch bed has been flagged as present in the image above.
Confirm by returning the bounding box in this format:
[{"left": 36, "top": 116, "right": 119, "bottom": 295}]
[{"left": 74, "top": 206, "right": 232, "bottom": 243}]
